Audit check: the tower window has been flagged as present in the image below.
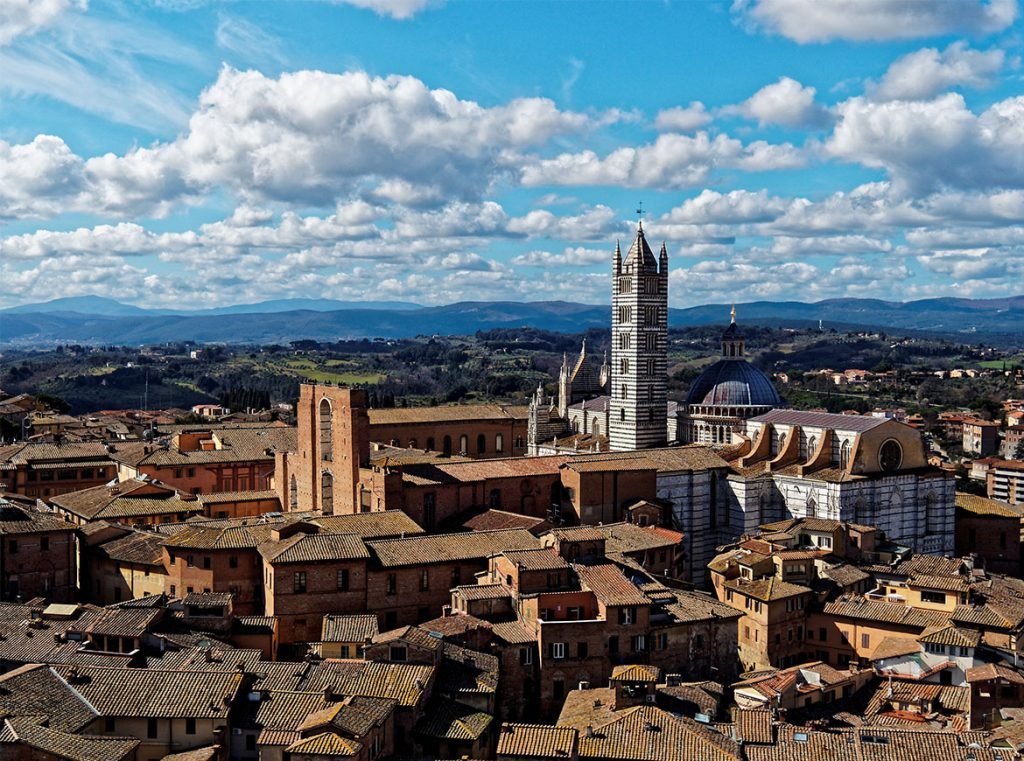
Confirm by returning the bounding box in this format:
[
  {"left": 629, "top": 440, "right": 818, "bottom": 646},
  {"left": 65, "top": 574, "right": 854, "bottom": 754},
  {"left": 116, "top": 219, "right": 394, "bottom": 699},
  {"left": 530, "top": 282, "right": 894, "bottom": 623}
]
[
  {"left": 618, "top": 306, "right": 632, "bottom": 324},
  {"left": 619, "top": 333, "right": 631, "bottom": 350},
  {"left": 645, "top": 333, "right": 657, "bottom": 351},
  {"left": 619, "top": 277, "right": 632, "bottom": 293},
  {"left": 644, "top": 306, "right": 658, "bottom": 326},
  {"left": 620, "top": 358, "right": 629, "bottom": 374},
  {"left": 646, "top": 358, "right": 655, "bottom": 376},
  {"left": 621, "top": 384, "right": 628, "bottom": 400}
]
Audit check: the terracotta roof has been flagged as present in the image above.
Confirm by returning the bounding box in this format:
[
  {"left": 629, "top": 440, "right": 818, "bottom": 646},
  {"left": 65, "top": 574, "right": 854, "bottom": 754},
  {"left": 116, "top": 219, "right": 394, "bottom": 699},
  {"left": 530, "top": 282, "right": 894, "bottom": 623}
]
[
  {"left": 285, "top": 732, "right": 361, "bottom": 756},
  {"left": 309, "top": 510, "right": 424, "bottom": 539},
  {"left": 94, "top": 530, "right": 165, "bottom": 565},
  {"left": 368, "top": 403, "right": 527, "bottom": 424},
  {"left": 420, "top": 613, "right": 493, "bottom": 639},
  {"left": 197, "top": 490, "right": 279, "bottom": 504},
  {"left": 0, "top": 664, "right": 98, "bottom": 732},
  {"left": 368, "top": 528, "right": 539, "bottom": 568},
  {"left": 453, "top": 583, "right": 511, "bottom": 601},
  {"left": 51, "top": 479, "right": 201, "bottom": 521},
  {"left": 302, "top": 661, "right": 433, "bottom": 707},
  {"left": 909, "top": 574, "right": 970, "bottom": 593},
  {"left": 598, "top": 522, "right": 683, "bottom": 555},
  {"left": 322, "top": 614, "right": 379, "bottom": 643},
  {"left": 491, "top": 620, "right": 536, "bottom": 645},
  {"left": 918, "top": 625, "right": 980, "bottom": 649},
  {"left": 735, "top": 709, "right": 774, "bottom": 744},
  {"left": 109, "top": 426, "right": 296, "bottom": 467},
  {"left": 415, "top": 696, "right": 493, "bottom": 741},
  {"left": 502, "top": 547, "right": 570, "bottom": 571},
  {"left": 871, "top": 636, "right": 922, "bottom": 661},
  {"left": 966, "top": 662, "right": 1024, "bottom": 684},
  {"left": 439, "top": 642, "right": 500, "bottom": 696},
  {"left": 52, "top": 666, "right": 243, "bottom": 718},
  {"left": 723, "top": 577, "right": 810, "bottom": 602},
  {"left": 0, "top": 503, "right": 77, "bottom": 535},
  {"left": 260, "top": 533, "right": 370, "bottom": 563},
  {"left": 461, "top": 509, "right": 548, "bottom": 534},
  {"left": 823, "top": 597, "right": 949, "bottom": 629},
  {"left": 0, "top": 441, "right": 112, "bottom": 466},
  {"left": 497, "top": 723, "right": 579, "bottom": 759},
  {"left": 579, "top": 704, "right": 741, "bottom": 760},
  {"left": 549, "top": 526, "right": 608, "bottom": 542},
  {"left": 372, "top": 625, "right": 443, "bottom": 652},
  {"left": 0, "top": 717, "right": 138, "bottom": 761},
  {"left": 77, "top": 607, "right": 160, "bottom": 638},
  {"left": 160, "top": 746, "right": 219, "bottom": 761},
  {"left": 575, "top": 563, "right": 650, "bottom": 606},
  {"left": 610, "top": 664, "right": 662, "bottom": 682},
  {"left": 955, "top": 492, "right": 1024, "bottom": 518},
  {"left": 822, "top": 563, "right": 871, "bottom": 587}
]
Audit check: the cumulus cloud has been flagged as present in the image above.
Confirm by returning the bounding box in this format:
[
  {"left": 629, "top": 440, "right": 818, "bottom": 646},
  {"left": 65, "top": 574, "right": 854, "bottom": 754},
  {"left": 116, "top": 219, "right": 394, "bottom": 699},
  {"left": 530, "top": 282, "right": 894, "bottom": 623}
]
[
  {"left": 730, "top": 77, "right": 830, "bottom": 128},
  {"left": 869, "top": 42, "right": 1007, "bottom": 101},
  {"left": 733, "top": 0, "right": 1018, "bottom": 43},
  {"left": 827, "top": 93, "right": 1024, "bottom": 193},
  {"left": 520, "top": 132, "right": 804, "bottom": 189},
  {"left": 0, "top": 67, "right": 599, "bottom": 219},
  {"left": 654, "top": 102, "right": 712, "bottom": 132},
  {"left": 663, "top": 189, "right": 789, "bottom": 225},
  {"left": 510, "top": 247, "right": 608, "bottom": 267}
]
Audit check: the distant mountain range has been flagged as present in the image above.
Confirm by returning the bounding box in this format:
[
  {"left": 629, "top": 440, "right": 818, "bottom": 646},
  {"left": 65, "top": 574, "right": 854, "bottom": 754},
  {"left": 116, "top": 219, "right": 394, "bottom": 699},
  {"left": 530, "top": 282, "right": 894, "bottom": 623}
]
[{"left": 1, "top": 295, "right": 1022, "bottom": 346}]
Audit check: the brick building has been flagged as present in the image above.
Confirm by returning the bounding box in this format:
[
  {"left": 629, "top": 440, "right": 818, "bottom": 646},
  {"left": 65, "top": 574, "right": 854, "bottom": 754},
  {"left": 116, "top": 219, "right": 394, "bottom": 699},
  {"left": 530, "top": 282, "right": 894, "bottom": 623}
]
[
  {"left": 109, "top": 424, "right": 296, "bottom": 495},
  {"left": 51, "top": 478, "right": 204, "bottom": 526},
  {"left": 0, "top": 441, "right": 116, "bottom": 501},
  {"left": 368, "top": 404, "right": 530, "bottom": 458},
  {"left": 82, "top": 526, "right": 167, "bottom": 604},
  {"left": 963, "top": 419, "right": 1001, "bottom": 456},
  {"left": 955, "top": 492, "right": 1023, "bottom": 576},
  {"left": 0, "top": 499, "right": 78, "bottom": 602}
]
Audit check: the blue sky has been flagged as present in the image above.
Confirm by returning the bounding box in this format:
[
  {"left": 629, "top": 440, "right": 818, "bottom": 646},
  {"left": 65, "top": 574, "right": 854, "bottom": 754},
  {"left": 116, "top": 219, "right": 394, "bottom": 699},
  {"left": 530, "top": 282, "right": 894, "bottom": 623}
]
[{"left": 1, "top": 0, "right": 1023, "bottom": 309}]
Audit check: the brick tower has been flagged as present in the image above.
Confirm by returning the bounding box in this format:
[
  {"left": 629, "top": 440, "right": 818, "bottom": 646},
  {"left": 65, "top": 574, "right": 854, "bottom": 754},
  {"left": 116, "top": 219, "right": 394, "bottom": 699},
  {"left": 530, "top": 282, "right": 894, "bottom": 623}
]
[{"left": 608, "top": 223, "right": 668, "bottom": 451}]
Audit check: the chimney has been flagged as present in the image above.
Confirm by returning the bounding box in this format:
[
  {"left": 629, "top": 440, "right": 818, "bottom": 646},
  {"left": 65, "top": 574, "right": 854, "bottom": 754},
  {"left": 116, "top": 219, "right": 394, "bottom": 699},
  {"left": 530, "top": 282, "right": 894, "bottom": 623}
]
[{"left": 585, "top": 725, "right": 594, "bottom": 738}]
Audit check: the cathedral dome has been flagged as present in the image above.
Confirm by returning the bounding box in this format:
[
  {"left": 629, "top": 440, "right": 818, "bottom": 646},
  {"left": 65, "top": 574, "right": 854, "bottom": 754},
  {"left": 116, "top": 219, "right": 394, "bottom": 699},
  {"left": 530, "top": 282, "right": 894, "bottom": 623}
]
[{"left": 685, "top": 359, "right": 782, "bottom": 407}]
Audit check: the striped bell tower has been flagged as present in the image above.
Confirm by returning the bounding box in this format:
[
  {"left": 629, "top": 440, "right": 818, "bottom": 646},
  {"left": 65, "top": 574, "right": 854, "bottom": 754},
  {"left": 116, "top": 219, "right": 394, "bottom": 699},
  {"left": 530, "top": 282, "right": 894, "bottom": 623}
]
[{"left": 608, "top": 223, "right": 668, "bottom": 451}]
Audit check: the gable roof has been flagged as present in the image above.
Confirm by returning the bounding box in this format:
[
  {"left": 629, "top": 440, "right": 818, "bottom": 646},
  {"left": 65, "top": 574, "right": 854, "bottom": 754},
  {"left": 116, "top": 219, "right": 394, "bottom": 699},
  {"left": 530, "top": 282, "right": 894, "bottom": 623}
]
[{"left": 368, "top": 528, "right": 539, "bottom": 568}]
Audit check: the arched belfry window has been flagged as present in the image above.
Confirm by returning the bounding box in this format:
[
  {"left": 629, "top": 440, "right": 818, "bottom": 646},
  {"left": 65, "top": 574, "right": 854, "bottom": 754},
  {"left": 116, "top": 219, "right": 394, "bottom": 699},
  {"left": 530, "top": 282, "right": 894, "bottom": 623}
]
[
  {"left": 840, "top": 440, "right": 851, "bottom": 469},
  {"left": 319, "top": 398, "right": 333, "bottom": 462}
]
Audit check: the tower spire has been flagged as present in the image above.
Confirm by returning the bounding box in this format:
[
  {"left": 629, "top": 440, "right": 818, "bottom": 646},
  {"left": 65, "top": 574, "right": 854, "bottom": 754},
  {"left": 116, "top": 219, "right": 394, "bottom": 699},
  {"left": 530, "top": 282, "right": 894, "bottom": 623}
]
[{"left": 730, "top": 303, "right": 736, "bottom": 324}]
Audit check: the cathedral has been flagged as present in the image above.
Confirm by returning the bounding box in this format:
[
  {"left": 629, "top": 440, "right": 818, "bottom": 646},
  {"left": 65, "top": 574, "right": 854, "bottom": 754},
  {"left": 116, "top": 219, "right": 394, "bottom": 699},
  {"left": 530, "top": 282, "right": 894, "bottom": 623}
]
[{"left": 528, "top": 223, "right": 783, "bottom": 454}]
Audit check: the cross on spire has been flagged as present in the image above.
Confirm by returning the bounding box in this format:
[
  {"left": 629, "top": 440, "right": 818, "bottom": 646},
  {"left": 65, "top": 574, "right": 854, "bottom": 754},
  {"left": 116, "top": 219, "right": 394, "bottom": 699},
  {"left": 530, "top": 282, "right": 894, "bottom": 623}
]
[{"left": 635, "top": 201, "right": 645, "bottom": 231}]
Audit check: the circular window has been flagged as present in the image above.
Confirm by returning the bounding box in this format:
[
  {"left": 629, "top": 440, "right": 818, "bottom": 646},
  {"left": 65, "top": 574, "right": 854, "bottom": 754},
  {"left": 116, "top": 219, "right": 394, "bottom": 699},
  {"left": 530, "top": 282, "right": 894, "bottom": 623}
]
[{"left": 878, "top": 439, "right": 903, "bottom": 472}]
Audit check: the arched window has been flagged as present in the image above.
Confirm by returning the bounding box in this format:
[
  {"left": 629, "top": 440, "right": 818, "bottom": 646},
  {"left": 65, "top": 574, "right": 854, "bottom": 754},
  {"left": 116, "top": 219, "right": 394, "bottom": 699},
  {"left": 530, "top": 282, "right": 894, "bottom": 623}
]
[
  {"left": 620, "top": 358, "right": 629, "bottom": 374},
  {"left": 592, "top": 422, "right": 600, "bottom": 437},
  {"left": 477, "top": 434, "right": 486, "bottom": 454},
  {"left": 319, "top": 398, "right": 333, "bottom": 462},
  {"left": 620, "top": 408, "right": 625, "bottom": 422},
  {"left": 771, "top": 429, "right": 784, "bottom": 456},
  {"left": 459, "top": 435, "right": 469, "bottom": 455},
  {"left": 806, "top": 497, "right": 817, "bottom": 518},
  {"left": 840, "top": 440, "right": 851, "bottom": 469},
  {"left": 806, "top": 435, "right": 817, "bottom": 460},
  {"left": 427, "top": 437, "right": 435, "bottom": 451},
  {"left": 321, "top": 471, "right": 334, "bottom": 514},
  {"left": 289, "top": 475, "right": 298, "bottom": 510},
  {"left": 495, "top": 434, "right": 504, "bottom": 453},
  {"left": 442, "top": 436, "right": 452, "bottom": 456},
  {"left": 621, "top": 384, "right": 628, "bottom": 400}
]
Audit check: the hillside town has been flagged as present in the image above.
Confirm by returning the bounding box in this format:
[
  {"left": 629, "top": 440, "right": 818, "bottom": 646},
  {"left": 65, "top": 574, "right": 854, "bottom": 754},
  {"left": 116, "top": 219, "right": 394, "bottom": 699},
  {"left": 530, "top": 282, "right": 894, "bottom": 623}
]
[{"left": 0, "top": 227, "right": 1020, "bottom": 761}]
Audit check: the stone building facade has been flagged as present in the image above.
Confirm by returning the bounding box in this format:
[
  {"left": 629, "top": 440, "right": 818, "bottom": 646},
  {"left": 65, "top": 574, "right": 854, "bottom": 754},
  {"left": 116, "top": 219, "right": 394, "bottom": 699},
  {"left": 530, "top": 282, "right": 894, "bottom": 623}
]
[{"left": 609, "top": 224, "right": 669, "bottom": 451}]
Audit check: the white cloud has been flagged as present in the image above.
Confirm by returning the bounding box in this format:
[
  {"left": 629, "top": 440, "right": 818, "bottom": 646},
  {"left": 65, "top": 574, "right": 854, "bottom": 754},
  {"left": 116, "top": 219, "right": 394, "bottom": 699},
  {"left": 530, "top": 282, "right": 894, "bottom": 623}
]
[
  {"left": 506, "top": 206, "right": 619, "bottom": 240},
  {"left": 827, "top": 93, "right": 1024, "bottom": 193},
  {"left": 520, "top": 132, "right": 804, "bottom": 189},
  {"left": 662, "top": 189, "right": 789, "bottom": 224},
  {"left": 654, "top": 102, "right": 712, "bottom": 132},
  {"left": 331, "top": 0, "right": 438, "bottom": 20},
  {"left": 869, "top": 42, "right": 1007, "bottom": 101},
  {"left": 510, "top": 247, "right": 608, "bottom": 267},
  {"left": 215, "top": 14, "right": 286, "bottom": 65},
  {"left": 769, "top": 234, "right": 893, "bottom": 256},
  {"left": 734, "top": 0, "right": 1018, "bottom": 43},
  {"left": 0, "top": 135, "right": 85, "bottom": 218},
  {"left": 730, "top": 77, "right": 829, "bottom": 128},
  {"left": 0, "top": 0, "right": 82, "bottom": 45}
]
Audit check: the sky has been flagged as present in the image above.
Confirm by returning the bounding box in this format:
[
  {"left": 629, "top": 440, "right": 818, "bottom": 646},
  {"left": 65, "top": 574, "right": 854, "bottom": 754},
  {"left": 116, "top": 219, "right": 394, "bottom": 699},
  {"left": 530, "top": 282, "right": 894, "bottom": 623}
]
[{"left": 1, "top": 0, "right": 1023, "bottom": 310}]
